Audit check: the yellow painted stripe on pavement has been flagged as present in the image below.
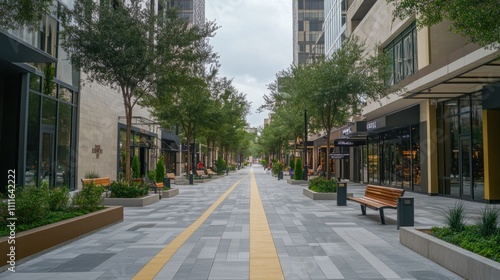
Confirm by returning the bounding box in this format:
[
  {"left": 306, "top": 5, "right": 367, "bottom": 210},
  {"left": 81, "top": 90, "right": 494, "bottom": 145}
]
[
  {"left": 133, "top": 178, "right": 244, "bottom": 280},
  {"left": 249, "top": 169, "right": 284, "bottom": 280}
]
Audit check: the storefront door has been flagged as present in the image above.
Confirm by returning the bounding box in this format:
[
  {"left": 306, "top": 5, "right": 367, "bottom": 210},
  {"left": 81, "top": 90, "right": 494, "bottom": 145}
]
[{"left": 459, "top": 137, "right": 473, "bottom": 199}]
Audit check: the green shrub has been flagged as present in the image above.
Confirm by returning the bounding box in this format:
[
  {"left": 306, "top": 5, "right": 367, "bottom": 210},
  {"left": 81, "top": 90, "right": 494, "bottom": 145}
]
[
  {"left": 147, "top": 169, "right": 156, "bottom": 181},
  {"left": 308, "top": 177, "right": 337, "bottom": 193},
  {"left": 445, "top": 202, "right": 467, "bottom": 232},
  {"left": 15, "top": 184, "right": 50, "bottom": 224},
  {"left": 49, "top": 186, "right": 70, "bottom": 211},
  {"left": 289, "top": 158, "right": 295, "bottom": 171},
  {"left": 244, "top": 162, "right": 248, "bottom": 166},
  {"left": 84, "top": 171, "right": 100, "bottom": 179},
  {"left": 229, "top": 165, "right": 236, "bottom": 171},
  {"left": 132, "top": 155, "right": 141, "bottom": 178},
  {"left": 260, "top": 159, "right": 267, "bottom": 167},
  {"left": 72, "top": 181, "right": 104, "bottom": 210},
  {"left": 216, "top": 157, "right": 226, "bottom": 175},
  {"left": 272, "top": 162, "right": 283, "bottom": 175},
  {"left": 477, "top": 206, "right": 499, "bottom": 237},
  {"left": 156, "top": 157, "right": 166, "bottom": 183},
  {"left": 294, "top": 158, "right": 303, "bottom": 180},
  {"left": 432, "top": 226, "right": 500, "bottom": 262},
  {"left": 109, "top": 181, "right": 148, "bottom": 198}
]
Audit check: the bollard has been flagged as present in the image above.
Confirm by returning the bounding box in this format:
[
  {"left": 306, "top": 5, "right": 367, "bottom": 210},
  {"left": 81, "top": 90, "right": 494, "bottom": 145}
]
[
  {"left": 189, "top": 173, "right": 193, "bottom": 185},
  {"left": 397, "top": 197, "right": 414, "bottom": 229},
  {"left": 337, "top": 181, "right": 347, "bottom": 206}
]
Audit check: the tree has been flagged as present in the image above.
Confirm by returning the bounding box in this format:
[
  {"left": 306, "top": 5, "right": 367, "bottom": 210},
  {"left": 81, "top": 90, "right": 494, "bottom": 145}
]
[
  {"left": 0, "top": 0, "right": 53, "bottom": 30},
  {"left": 387, "top": 0, "right": 500, "bottom": 49},
  {"left": 280, "top": 36, "right": 396, "bottom": 179},
  {"left": 60, "top": 1, "right": 215, "bottom": 182},
  {"left": 155, "top": 157, "right": 166, "bottom": 183}
]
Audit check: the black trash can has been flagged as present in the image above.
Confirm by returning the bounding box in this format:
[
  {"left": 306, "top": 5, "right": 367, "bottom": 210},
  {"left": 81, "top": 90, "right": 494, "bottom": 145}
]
[
  {"left": 397, "top": 197, "right": 414, "bottom": 229},
  {"left": 337, "top": 181, "right": 347, "bottom": 206},
  {"left": 163, "top": 177, "right": 171, "bottom": 189}
]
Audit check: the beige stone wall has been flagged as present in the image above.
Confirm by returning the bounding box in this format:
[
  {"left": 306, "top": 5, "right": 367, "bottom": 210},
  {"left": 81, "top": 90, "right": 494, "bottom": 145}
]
[{"left": 77, "top": 73, "right": 155, "bottom": 187}]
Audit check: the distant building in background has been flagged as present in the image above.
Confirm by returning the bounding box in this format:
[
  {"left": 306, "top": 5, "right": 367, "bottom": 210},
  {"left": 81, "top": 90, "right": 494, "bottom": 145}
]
[
  {"left": 165, "top": 0, "right": 205, "bottom": 26},
  {"left": 324, "top": 0, "right": 348, "bottom": 57},
  {"left": 292, "top": 0, "right": 325, "bottom": 65}
]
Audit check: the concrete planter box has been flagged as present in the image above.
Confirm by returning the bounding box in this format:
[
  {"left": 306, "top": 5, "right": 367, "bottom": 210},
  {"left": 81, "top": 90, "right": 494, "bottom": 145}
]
[
  {"left": 400, "top": 227, "right": 500, "bottom": 280},
  {"left": 162, "top": 188, "right": 179, "bottom": 198},
  {"left": 303, "top": 188, "right": 353, "bottom": 200},
  {"left": 0, "top": 206, "right": 123, "bottom": 268},
  {"left": 287, "top": 179, "right": 308, "bottom": 185},
  {"left": 103, "top": 194, "right": 159, "bottom": 207}
]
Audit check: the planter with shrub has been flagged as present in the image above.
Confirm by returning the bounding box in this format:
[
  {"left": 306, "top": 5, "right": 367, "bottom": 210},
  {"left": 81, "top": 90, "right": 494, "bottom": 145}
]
[
  {"left": 103, "top": 180, "right": 159, "bottom": 207},
  {"left": 0, "top": 183, "right": 123, "bottom": 266},
  {"left": 303, "top": 177, "right": 353, "bottom": 200},
  {"left": 400, "top": 202, "right": 500, "bottom": 279}
]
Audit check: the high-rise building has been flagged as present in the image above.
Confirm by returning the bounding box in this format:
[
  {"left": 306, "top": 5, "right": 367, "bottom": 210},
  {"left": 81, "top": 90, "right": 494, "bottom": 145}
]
[
  {"left": 324, "top": 0, "right": 348, "bottom": 57},
  {"left": 292, "top": 0, "right": 325, "bottom": 65},
  {"left": 164, "top": 0, "right": 205, "bottom": 26}
]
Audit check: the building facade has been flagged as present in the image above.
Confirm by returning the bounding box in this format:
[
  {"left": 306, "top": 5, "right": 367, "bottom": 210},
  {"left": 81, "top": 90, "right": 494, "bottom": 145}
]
[
  {"left": 292, "top": 0, "right": 325, "bottom": 65},
  {"left": 339, "top": 1, "right": 500, "bottom": 203},
  {"left": 0, "top": 0, "right": 207, "bottom": 191},
  {"left": 78, "top": 0, "right": 205, "bottom": 185},
  {"left": 1, "top": 1, "right": 80, "bottom": 191}
]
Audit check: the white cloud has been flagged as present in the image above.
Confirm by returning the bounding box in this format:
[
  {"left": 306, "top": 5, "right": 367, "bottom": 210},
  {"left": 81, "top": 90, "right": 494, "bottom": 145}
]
[{"left": 206, "top": 0, "right": 292, "bottom": 128}]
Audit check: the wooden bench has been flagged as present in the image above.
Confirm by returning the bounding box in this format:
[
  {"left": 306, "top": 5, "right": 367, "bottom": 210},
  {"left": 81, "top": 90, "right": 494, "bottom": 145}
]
[
  {"left": 81, "top": 177, "right": 111, "bottom": 196},
  {"left": 347, "top": 185, "right": 405, "bottom": 224},
  {"left": 206, "top": 168, "right": 217, "bottom": 177},
  {"left": 167, "top": 173, "right": 176, "bottom": 182},
  {"left": 196, "top": 170, "right": 208, "bottom": 179}
]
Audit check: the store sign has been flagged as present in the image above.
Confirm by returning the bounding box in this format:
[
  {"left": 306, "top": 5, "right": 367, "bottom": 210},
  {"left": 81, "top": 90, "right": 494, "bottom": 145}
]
[
  {"left": 342, "top": 127, "right": 351, "bottom": 136},
  {"left": 333, "top": 139, "right": 367, "bottom": 146},
  {"left": 367, "top": 121, "right": 377, "bottom": 130},
  {"left": 366, "top": 117, "right": 386, "bottom": 131},
  {"left": 92, "top": 145, "right": 103, "bottom": 159},
  {"left": 330, "top": 153, "right": 349, "bottom": 159}
]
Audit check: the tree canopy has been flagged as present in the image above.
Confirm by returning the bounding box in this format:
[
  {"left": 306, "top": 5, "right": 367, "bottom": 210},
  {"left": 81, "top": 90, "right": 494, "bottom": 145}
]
[
  {"left": 0, "top": 0, "right": 53, "bottom": 30},
  {"left": 260, "top": 36, "right": 396, "bottom": 179},
  {"left": 60, "top": 0, "right": 216, "bottom": 182},
  {"left": 387, "top": 0, "right": 500, "bottom": 49}
]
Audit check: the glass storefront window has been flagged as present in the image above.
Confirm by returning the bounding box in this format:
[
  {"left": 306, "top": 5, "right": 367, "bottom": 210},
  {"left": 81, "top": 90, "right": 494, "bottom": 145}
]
[
  {"left": 411, "top": 125, "right": 420, "bottom": 187},
  {"left": 42, "top": 97, "right": 57, "bottom": 125},
  {"left": 56, "top": 103, "right": 73, "bottom": 187},
  {"left": 437, "top": 93, "right": 484, "bottom": 201},
  {"left": 26, "top": 93, "right": 41, "bottom": 186}
]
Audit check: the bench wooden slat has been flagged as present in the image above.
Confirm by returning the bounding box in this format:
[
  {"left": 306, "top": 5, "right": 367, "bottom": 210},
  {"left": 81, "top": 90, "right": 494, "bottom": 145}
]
[
  {"left": 81, "top": 177, "right": 111, "bottom": 197},
  {"left": 347, "top": 184, "right": 404, "bottom": 224},
  {"left": 196, "top": 170, "right": 208, "bottom": 179}
]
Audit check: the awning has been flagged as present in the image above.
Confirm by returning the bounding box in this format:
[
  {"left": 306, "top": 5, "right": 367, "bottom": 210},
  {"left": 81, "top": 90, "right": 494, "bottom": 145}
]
[
  {"left": 0, "top": 30, "right": 57, "bottom": 63},
  {"left": 333, "top": 138, "right": 367, "bottom": 147}
]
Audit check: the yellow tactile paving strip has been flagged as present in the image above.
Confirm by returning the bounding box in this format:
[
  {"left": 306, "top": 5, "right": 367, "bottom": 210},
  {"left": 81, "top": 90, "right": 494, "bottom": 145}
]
[
  {"left": 132, "top": 178, "right": 244, "bottom": 280},
  {"left": 249, "top": 170, "right": 284, "bottom": 280}
]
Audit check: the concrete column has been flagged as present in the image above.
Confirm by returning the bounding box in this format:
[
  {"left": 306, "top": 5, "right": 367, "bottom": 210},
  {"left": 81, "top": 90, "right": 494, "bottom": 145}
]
[
  {"left": 421, "top": 100, "right": 438, "bottom": 194},
  {"left": 483, "top": 110, "right": 500, "bottom": 202}
]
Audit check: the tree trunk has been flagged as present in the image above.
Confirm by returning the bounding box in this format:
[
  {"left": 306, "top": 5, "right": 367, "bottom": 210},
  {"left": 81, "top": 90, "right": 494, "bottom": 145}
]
[{"left": 325, "top": 128, "right": 332, "bottom": 180}]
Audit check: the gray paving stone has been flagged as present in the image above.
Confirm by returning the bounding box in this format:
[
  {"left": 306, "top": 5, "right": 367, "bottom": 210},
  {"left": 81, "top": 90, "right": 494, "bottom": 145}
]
[{"left": 0, "top": 167, "right": 473, "bottom": 279}]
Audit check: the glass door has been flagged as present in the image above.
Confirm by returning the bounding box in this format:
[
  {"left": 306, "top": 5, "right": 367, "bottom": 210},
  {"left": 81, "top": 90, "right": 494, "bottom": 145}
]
[
  {"left": 459, "top": 137, "right": 473, "bottom": 199},
  {"left": 40, "top": 127, "right": 55, "bottom": 186}
]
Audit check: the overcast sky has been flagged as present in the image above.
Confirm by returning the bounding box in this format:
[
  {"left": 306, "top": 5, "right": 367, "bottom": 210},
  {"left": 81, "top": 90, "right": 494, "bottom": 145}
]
[{"left": 206, "top": 1, "right": 293, "bottom": 129}]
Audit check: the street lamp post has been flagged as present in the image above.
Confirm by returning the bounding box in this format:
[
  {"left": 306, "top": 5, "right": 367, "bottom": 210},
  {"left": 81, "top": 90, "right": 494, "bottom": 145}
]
[{"left": 303, "top": 107, "right": 308, "bottom": 181}]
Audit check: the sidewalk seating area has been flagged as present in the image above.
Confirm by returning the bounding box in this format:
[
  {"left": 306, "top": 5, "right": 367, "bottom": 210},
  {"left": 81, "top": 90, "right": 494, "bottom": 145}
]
[{"left": 3, "top": 166, "right": 492, "bottom": 279}]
